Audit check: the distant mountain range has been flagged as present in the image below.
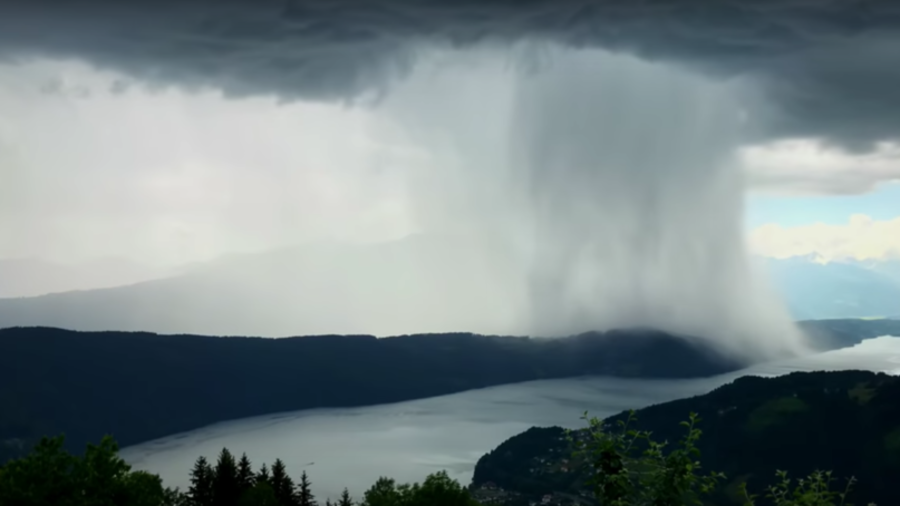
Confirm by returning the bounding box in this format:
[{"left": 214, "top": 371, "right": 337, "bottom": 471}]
[
  {"left": 0, "top": 240, "right": 897, "bottom": 334},
  {"left": 0, "top": 237, "right": 525, "bottom": 337},
  {"left": 764, "top": 256, "right": 900, "bottom": 320}
]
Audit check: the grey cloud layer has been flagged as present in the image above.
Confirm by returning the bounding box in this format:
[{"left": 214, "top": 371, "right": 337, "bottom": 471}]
[{"left": 1, "top": 0, "right": 900, "bottom": 147}]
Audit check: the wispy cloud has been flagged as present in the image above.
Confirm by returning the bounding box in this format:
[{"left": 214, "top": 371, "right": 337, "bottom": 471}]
[{"left": 750, "top": 214, "right": 900, "bottom": 262}]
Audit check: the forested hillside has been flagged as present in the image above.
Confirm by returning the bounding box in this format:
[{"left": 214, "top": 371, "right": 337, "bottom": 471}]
[{"left": 473, "top": 370, "right": 899, "bottom": 505}]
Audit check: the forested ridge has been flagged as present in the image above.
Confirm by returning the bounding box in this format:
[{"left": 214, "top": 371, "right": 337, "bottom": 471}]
[{"left": 0, "top": 325, "right": 742, "bottom": 462}]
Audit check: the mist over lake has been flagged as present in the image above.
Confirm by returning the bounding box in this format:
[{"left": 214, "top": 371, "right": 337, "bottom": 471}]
[{"left": 119, "top": 336, "right": 900, "bottom": 501}]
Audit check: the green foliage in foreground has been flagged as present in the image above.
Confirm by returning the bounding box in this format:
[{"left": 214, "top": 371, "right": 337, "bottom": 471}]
[
  {"left": 0, "top": 411, "right": 877, "bottom": 506},
  {"left": 573, "top": 410, "right": 876, "bottom": 506},
  {"left": 0, "top": 435, "right": 177, "bottom": 506}
]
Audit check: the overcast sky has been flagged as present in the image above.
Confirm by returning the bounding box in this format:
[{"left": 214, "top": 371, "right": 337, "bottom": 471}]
[
  {"left": 0, "top": 0, "right": 898, "bottom": 267},
  {"left": 1, "top": 54, "right": 897, "bottom": 267},
  {"left": 0, "top": 59, "right": 420, "bottom": 266}
]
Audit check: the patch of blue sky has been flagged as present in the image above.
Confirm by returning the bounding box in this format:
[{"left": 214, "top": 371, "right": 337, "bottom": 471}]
[{"left": 746, "top": 181, "right": 900, "bottom": 229}]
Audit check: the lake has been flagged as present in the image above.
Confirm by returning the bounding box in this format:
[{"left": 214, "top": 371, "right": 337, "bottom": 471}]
[{"left": 119, "top": 336, "right": 900, "bottom": 501}]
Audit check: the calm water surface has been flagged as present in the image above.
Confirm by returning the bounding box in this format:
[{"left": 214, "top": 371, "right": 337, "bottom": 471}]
[{"left": 120, "top": 336, "right": 900, "bottom": 501}]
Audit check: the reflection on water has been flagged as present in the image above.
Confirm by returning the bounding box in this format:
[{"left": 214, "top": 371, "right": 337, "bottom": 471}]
[{"left": 120, "top": 336, "right": 900, "bottom": 501}]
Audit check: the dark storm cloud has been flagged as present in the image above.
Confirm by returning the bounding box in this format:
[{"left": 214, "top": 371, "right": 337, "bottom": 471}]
[{"left": 1, "top": 0, "right": 900, "bottom": 147}]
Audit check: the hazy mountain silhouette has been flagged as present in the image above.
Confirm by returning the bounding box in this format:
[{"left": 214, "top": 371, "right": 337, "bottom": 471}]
[
  {"left": 0, "top": 236, "right": 524, "bottom": 337},
  {"left": 1, "top": 239, "right": 898, "bottom": 335},
  {"left": 0, "top": 257, "right": 172, "bottom": 298}
]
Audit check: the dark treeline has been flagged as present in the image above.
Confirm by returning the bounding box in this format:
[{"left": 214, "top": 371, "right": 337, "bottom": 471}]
[
  {"left": 0, "top": 325, "right": 746, "bottom": 462},
  {"left": 182, "top": 449, "right": 478, "bottom": 506},
  {"left": 184, "top": 449, "right": 326, "bottom": 506},
  {"left": 473, "top": 369, "right": 900, "bottom": 505},
  {"left": 0, "top": 433, "right": 478, "bottom": 506}
]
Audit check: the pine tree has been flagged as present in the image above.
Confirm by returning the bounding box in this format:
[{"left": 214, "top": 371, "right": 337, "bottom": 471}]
[
  {"left": 212, "top": 448, "right": 240, "bottom": 506},
  {"left": 296, "top": 470, "right": 317, "bottom": 506},
  {"left": 188, "top": 455, "right": 215, "bottom": 506},
  {"left": 270, "top": 458, "right": 297, "bottom": 506},
  {"left": 257, "top": 463, "right": 270, "bottom": 485},
  {"left": 337, "top": 488, "right": 354, "bottom": 506},
  {"left": 237, "top": 453, "right": 254, "bottom": 495}
]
